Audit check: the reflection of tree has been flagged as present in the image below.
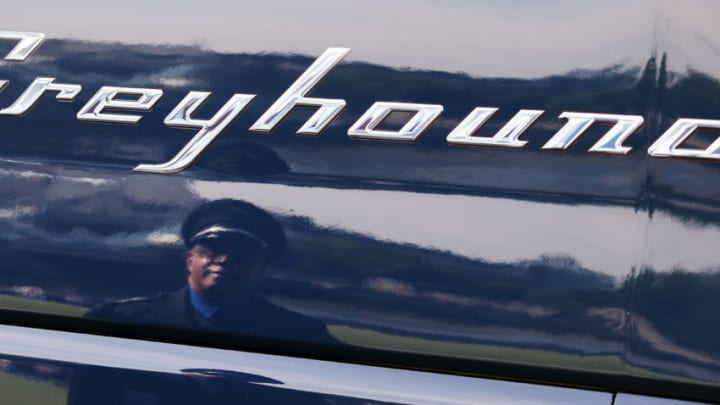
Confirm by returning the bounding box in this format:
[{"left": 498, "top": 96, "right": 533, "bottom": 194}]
[
  {"left": 268, "top": 218, "right": 720, "bottom": 371},
  {"left": 266, "top": 219, "right": 623, "bottom": 346},
  {"left": 625, "top": 268, "right": 720, "bottom": 359},
  {"left": 647, "top": 183, "right": 720, "bottom": 227},
  {"left": 640, "top": 52, "right": 720, "bottom": 228}
]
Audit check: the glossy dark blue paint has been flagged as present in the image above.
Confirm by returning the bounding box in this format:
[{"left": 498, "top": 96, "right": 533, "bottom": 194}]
[
  {"left": 0, "top": 1, "right": 719, "bottom": 402},
  {"left": 0, "top": 324, "right": 615, "bottom": 405}
]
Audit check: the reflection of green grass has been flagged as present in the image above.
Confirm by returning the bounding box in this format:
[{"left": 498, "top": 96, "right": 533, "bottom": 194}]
[
  {"left": 0, "top": 294, "right": 87, "bottom": 317},
  {"left": 329, "top": 325, "right": 698, "bottom": 383},
  {"left": 0, "top": 372, "right": 67, "bottom": 405}
]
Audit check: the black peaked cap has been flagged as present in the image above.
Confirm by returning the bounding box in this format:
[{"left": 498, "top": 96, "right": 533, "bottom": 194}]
[{"left": 181, "top": 199, "right": 286, "bottom": 259}]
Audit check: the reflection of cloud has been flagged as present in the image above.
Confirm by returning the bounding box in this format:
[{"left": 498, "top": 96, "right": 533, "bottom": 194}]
[
  {"left": 363, "top": 277, "right": 415, "bottom": 296},
  {"left": 0, "top": 205, "right": 36, "bottom": 219},
  {"left": 0, "top": 169, "right": 52, "bottom": 180},
  {"left": 0, "top": 162, "right": 193, "bottom": 259},
  {"left": 0, "top": 170, "right": 112, "bottom": 187},
  {"left": 57, "top": 176, "right": 113, "bottom": 186},
  {"left": 6, "top": 0, "right": 720, "bottom": 77},
  {"left": 145, "top": 231, "right": 182, "bottom": 246},
  {"left": 156, "top": 77, "right": 190, "bottom": 88},
  {"left": 125, "top": 64, "right": 196, "bottom": 88}
]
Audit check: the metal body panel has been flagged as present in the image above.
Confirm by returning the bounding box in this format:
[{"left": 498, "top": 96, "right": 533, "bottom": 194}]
[
  {"left": 615, "top": 394, "right": 711, "bottom": 405},
  {"left": 0, "top": 0, "right": 719, "bottom": 402},
  {"left": 0, "top": 324, "right": 613, "bottom": 405}
]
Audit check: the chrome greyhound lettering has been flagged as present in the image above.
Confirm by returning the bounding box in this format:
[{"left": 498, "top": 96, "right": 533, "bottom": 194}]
[{"left": 1, "top": 31, "right": 719, "bottom": 174}]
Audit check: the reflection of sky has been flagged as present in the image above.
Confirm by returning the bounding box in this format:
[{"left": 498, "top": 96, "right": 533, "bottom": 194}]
[
  {"left": 191, "top": 180, "right": 720, "bottom": 278},
  {"left": 4, "top": 0, "right": 720, "bottom": 77},
  {"left": 2, "top": 160, "right": 718, "bottom": 278},
  {"left": 0, "top": 324, "right": 611, "bottom": 405},
  {"left": 646, "top": 212, "right": 720, "bottom": 272}
]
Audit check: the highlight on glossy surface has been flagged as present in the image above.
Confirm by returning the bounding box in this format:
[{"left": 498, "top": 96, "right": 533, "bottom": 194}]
[
  {"left": 0, "top": 1, "right": 719, "bottom": 397},
  {"left": 447, "top": 108, "right": 543, "bottom": 147},
  {"left": 348, "top": 102, "right": 443, "bottom": 141},
  {"left": 542, "top": 112, "right": 644, "bottom": 154},
  {"left": 648, "top": 118, "right": 720, "bottom": 159},
  {"left": 134, "top": 91, "right": 255, "bottom": 174},
  {"left": 0, "top": 77, "right": 81, "bottom": 116},
  {"left": 249, "top": 47, "right": 350, "bottom": 136},
  {"left": 77, "top": 86, "right": 163, "bottom": 124},
  {"left": 0, "top": 31, "right": 45, "bottom": 61},
  {"left": 0, "top": 324, "right": 612, "bottom": 405},
  {"left": 614, "top": 393, "right": 709, "bottom": 405}
]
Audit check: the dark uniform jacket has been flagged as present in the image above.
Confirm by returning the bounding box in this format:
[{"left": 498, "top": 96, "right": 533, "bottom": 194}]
[
  {"left": 68, "top": 288, "right": 337, "bottom": 405},
  {"left": 85, "top": 287, "right": 336, "bottom": 343}
]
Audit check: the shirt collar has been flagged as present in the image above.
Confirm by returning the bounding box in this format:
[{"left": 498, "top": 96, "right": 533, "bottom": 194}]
[{"left": 188, "top": 287, "right": 219, "bottom": 318}]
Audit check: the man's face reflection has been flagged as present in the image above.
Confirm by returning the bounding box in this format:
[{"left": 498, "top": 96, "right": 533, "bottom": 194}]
[{"left": 186, "top": 239, "right": 266, "bottom": 303}]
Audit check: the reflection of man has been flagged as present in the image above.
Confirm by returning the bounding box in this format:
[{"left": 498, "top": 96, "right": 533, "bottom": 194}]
[
  {"left": 70, "top": 201, "right": 334, "bottom": 404},
  {"left": 87, "top": 199, "right": 335, "bottom": 343}
]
